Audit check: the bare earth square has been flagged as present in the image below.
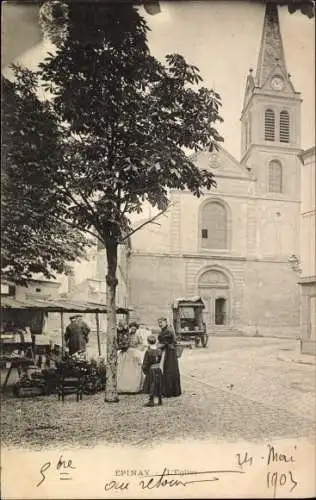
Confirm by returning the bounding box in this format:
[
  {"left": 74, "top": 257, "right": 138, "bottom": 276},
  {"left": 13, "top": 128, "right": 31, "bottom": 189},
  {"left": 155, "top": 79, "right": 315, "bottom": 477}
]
[{"left": 1, "top": 337, "right": 315, "bottom": 450}]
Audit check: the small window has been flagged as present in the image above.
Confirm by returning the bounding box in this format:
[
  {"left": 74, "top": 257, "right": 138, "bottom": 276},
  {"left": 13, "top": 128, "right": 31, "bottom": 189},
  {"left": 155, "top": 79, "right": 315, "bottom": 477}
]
[
  {"left": 35, "top": 288, "right": 41, "bottom": 293},
  {"left": 280, "top": 110, "right": 290, "bottom": 143},
  {"left": 268, "top": 160, "right": 283, "bottom": 193},
  {"left": 265, "top": 109, "right": 275, "bottom": 141},
  {"left": 1, "top": 284, "right": 9, "bottom": 295},
  {"left": 201, "top": 229, "right": 208, "bottom": 239},
  {"left": 180, "top": 307, "right": 195, "bottom": 319},
  {"left": 1, "top": 284, "right": 15, "bottom": 296}
]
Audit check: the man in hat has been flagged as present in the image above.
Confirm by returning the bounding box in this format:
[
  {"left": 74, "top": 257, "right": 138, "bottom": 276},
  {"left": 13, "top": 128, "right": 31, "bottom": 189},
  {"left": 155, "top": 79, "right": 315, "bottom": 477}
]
[{"left": 64, "top": 315, "right": 90, "bottom": 356}]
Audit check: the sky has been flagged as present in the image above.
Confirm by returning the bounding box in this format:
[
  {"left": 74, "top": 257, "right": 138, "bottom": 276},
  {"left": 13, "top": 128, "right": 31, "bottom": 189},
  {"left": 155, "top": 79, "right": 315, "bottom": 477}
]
[{"left": 2, "top": 0, "right": 315, "bottom": 160}]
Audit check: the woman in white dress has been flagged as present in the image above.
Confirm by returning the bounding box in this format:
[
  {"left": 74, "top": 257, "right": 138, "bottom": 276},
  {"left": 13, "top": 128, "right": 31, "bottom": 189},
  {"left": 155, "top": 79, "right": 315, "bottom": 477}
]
[{"left": 117, "top": 323, "right": 145, "bottom": 394}]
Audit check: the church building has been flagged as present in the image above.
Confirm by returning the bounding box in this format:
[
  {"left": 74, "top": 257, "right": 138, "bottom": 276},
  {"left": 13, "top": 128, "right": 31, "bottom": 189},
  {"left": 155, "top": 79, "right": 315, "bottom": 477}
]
[{"left": 129, "top": 3, "right": 303, "bottom": 337}]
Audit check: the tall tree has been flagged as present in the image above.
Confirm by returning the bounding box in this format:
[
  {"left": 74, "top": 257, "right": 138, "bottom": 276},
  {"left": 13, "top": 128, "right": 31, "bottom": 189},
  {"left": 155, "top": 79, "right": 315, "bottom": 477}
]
[
  {"left": 1, "top": 71, "right": 88, "bottom": 285},
  {"left": 6, "top": 1, "right": 224, "bottom": 401}
]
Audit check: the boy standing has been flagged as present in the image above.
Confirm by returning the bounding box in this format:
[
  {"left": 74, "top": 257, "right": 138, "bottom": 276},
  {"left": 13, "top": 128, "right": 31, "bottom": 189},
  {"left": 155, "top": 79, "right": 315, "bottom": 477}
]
[{"left": 142, "top": 334, "right": 163, "bottom": 406}]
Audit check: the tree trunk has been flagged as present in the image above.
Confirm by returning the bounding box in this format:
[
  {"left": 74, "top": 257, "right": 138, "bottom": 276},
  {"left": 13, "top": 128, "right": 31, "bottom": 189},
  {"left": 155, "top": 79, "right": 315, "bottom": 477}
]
[{"left": 105, "top": 239, "right": 119, "bottom": 402}]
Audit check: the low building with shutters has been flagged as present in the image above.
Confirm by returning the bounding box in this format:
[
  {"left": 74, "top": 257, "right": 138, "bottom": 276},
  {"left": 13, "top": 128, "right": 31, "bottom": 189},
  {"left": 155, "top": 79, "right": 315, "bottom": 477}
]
[{"left": 298, "top": 147, "right": 316, "bottom": 355}]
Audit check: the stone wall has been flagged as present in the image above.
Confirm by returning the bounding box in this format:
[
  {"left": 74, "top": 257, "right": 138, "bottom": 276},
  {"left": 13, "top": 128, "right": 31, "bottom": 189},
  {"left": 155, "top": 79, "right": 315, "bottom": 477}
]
[
  {"left": 129, "top": 253, "right": 185, "bottom": 327},
  {"left": 243, "top": 260, "right": 300, "bottom": 337},
  {"left": 130, "top": 253, "right": 300, "bottom": 338}
]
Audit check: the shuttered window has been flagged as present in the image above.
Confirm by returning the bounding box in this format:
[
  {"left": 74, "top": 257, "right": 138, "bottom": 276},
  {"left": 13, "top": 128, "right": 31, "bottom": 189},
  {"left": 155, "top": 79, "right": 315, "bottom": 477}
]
[
  {"left": 280, "top": 110, "right": 290, "bottom": 143},
  {"left": 265, "top": 109, "right": 275, "bottom": 141},
  {"left": 201, "top": 229, "right": 208, "bottom": 239}
]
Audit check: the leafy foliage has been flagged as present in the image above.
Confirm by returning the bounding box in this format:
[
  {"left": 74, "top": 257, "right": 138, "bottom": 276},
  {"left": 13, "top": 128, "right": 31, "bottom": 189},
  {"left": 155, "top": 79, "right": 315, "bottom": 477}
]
[
  {"left": 4, "top": 1, "right": 224, "bottom": 400},
  {"left": 269, "top": 0, "right": 315, "bottom": 18},
  {"left": 34, "top": 0, "right": 316, "bottom": 20},
  {"left": 1, "top": 71, "right": 89, "bottom": 285},
  {"left": 35, "top": 2, "right": 223, "bottom": 246}
]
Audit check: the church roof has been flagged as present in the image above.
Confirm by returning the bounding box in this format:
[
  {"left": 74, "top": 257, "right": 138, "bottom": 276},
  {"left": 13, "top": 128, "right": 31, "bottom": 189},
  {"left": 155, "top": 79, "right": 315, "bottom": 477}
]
[
  {"left": 190, "top": 145, "right": 252, "bottom": 180},
  {"left": 255, "top": 3, "right": 288, "bottom": 88}
]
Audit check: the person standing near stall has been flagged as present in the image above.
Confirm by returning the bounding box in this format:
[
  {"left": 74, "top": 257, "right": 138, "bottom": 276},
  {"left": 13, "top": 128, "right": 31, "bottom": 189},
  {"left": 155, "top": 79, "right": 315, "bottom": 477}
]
[
  {"left": 117, "top": 321, "right": 129, "bottom": 349},
  {"left": 64, "top": 315, "right": 90, "bottom": 356},
  {"left": 129, "top": 322, "right": 144, "bottom": 348},
  {"left": 157, "top": 317, "right": 181, "bottom": 397},
  {"left": 117, "top": 327, "right": 144, "bottom": 394},
  {"left": 142, "top": 334, "right": 163, "bottom": 406}
]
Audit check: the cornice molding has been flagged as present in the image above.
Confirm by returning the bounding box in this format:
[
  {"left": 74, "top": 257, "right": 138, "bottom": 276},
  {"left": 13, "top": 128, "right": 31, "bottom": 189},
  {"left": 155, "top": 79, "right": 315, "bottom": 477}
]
[{"left": 131, "top": 251, "right": 292, "bottom": 265}]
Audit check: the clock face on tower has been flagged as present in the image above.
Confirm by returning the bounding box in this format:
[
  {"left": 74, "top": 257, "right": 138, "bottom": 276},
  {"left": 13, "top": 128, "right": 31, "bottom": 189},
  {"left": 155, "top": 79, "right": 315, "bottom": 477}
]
[
  {"left": 271, "top": 76, "right": 284, "bottom": 91},
  {"left": 208, "top": 152, "right": 220, "bottom": 169}
]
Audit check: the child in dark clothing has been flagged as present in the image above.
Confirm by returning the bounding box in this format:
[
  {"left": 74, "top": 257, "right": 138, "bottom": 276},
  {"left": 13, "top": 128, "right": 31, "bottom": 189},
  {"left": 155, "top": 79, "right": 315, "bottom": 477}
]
[{"left": 142, "top": 334, "right": 163, "bottom": 406}]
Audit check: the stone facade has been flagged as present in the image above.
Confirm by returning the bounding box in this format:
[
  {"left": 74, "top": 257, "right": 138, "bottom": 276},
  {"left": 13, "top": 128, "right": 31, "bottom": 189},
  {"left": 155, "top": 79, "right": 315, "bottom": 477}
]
[
  {"left": 298, "top": 147, "right": 316, "bottom": 354},
  {"left": 57, "top": 240, "right": 131, "bottom": 310},
  {"left": 2, "top": 279, "right": 61, "bottom": 302},
  {"left": 129, "top": 4, "right": 303, "bottom": 337},
  {"left": 130, "top": 186, "right": 301, "bottom": 337}
]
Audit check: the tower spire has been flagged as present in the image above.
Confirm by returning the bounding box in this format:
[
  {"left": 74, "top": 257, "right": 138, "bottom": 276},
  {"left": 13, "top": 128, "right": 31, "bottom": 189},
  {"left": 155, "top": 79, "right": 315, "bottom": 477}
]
[{"left": 255, "top": 3, "right": 288, "bottom": 87}]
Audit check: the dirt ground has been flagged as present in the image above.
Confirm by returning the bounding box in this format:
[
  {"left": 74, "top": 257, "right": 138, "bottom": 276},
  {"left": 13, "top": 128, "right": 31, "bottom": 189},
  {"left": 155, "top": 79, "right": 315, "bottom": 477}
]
[{"left": 1, "top": 337, "right": 315, "bottom": 450}]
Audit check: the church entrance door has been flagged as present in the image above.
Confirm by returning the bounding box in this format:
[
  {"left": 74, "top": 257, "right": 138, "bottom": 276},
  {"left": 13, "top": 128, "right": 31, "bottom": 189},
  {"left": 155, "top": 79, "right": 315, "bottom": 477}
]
[
  {"left": 198, "top": 270, "right": 230, "bottom": 333},
  {"left": 215, "top": 297, "right": 226, "bottom": 325}
]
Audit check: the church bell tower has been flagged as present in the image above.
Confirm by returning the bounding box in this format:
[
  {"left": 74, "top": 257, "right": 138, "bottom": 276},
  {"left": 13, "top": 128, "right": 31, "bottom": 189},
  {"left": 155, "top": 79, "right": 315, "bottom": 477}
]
[{"left": 240, "top": 2, "right": 302, "bottom": 198}]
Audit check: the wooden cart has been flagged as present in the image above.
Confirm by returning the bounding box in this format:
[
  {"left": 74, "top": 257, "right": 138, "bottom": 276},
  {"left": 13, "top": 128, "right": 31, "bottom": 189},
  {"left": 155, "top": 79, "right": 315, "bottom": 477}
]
[{"left": 172, "top": 297, "right": 208, "bottom": 348}]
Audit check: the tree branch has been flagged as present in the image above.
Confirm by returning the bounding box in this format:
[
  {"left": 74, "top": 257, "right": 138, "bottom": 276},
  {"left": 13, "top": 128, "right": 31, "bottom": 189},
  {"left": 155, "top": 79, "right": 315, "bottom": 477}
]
[
  {"left": 120, "top": 203, "right": 173, "bottom": 243},
  {"left": 56, "top": 183, "right": 104, "bottom": 235},
  {"left": 50, "top": 214, "right": 104, "bottom": 246}
]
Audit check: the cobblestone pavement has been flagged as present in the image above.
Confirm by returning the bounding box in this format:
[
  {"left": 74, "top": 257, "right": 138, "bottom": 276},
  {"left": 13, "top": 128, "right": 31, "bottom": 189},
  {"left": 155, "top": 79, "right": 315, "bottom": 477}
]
[
  {"left": 1, "top": 337, "right": 315, "bottom": 448},
  {"left": 180, "top": 337, "right": 316, "bottom": 424}
]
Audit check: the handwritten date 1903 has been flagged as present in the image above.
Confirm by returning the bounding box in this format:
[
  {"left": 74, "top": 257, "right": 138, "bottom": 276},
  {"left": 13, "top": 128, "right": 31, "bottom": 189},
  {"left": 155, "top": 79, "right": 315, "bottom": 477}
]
[{"left": 266, "top": 470, "right": 297, "bottom": 498}]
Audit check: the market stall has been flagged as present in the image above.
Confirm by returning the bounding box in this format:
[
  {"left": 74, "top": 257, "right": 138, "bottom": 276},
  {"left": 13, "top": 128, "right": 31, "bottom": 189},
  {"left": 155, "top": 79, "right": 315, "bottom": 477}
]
[{"left": 1, "top": 296, "right": 132, "bottom": 394}]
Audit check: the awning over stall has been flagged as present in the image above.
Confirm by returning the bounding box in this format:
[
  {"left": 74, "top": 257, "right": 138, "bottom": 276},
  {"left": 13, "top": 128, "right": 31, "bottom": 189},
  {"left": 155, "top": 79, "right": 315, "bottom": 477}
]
[
  {"left": 1, "top": 296, "right": 132, "bottom": 356},
  {"left": 1, "top": 296, "right": 132, "bottom": 314}
]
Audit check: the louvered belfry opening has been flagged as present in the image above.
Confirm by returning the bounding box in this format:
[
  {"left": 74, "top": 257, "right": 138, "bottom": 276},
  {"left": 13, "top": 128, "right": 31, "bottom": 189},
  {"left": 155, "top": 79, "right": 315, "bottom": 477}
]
[
  {"left": 265, "top": 109, "right": 275, "bottom": 141},
  {"left": 279, "top": 110, "right": 290, "bottom": 143}
]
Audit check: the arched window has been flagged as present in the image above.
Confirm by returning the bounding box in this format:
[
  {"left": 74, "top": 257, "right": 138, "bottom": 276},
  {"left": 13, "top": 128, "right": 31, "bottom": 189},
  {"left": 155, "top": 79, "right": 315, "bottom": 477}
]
[
  {"left": 200, "top": 201, "right": 228, "bottom": 249},
  {"left": 265, "top": 109, "right": 275, "bottom": 141},
  {"left": 268, "top": 160, "right": 282, "bottom": 193},
  {"left": 279, "top": 110, "right": 290, "bottom": 143},
  {"left": 199, "top": 269, "right": 229, "bottom": 287}
]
